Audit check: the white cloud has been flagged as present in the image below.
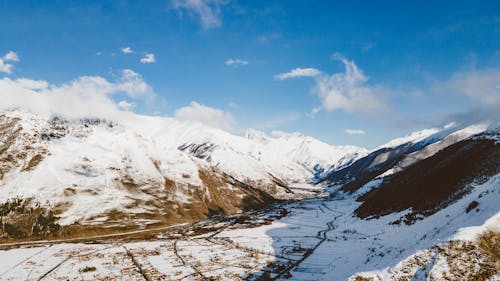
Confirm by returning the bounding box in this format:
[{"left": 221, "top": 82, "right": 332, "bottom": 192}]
[
  {"left": 314, "top": 54, "right": 386, "bottom": 113},
  {"left": 172, "top": 0, "right": 228, "bottom": 30},
  {"left": 3, "top": 51, "right": 19, "bottom": 62},
  {"left": 275, "top": 68, "right": 321, "bottom": 80},
  {"left": 433, "top": 67, "right": 500, "bottom": 107},
  {"left": 0, "top": 51, "right": 20, "bottom": 74},
  {"left": 225, "top": 58, "right": 248, "bottom": 66},
  {"left": 140, "top": 53, "right": 156, "bottom": 64},
  {"left": 121, "top": 47, "right": 135, "bottom": 54},
  {"left": 311, "top": 107, "right": 321, "bottom": 114},
  {"left": 344, "top": 129, "right": 366, "bottom": 135},
  {"left": 278, "top": 54, "right": 386, "bottom": 114},
  {"left": 0, "top": 62, "right": 14, "bottom": 74},
  {"left": 307, "top": 106, "right": 321, "bottom": 118},
  {"left": 115, "top": 69, "right": 154, "bottom": 98},
  {"left": 0, "top": 69, "right": 155, "bottom": 120},
  {"left": 174, "top": 101, "right": 235, "bottom": 130},
  {"left": 431, "top": 67, "right": 500, "bottom": 123},
  {"left": 118, "top": 100, "right": 135, "bottom": 111},
  {"left": 14, "top": 78, "right": 48, "bottom": 90}
]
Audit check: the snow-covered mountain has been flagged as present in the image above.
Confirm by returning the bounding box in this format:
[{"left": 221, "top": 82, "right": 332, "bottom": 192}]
[
  {"left": 0, "top": 107, "right": 498, "bottom": 280},
  {"left": 320, "top": 122, "right": 491, "bottom": 192},
  {"left": 0, "top": 109, "right": 365, "bottom": 227},
  {"left": 320, "top": 122, "right": 499, "bottom": 223},
  {"left": 0, "top": 127, "right": 497, "bottom": 280}
]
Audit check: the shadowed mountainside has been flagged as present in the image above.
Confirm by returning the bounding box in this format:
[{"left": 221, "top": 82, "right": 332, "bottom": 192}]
[{"left": 355, "top": 134, "right": 500, "bottom": 223}]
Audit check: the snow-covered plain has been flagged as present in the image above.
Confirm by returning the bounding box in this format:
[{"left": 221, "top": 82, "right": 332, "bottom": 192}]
[{"left": 1, "top": 174, "right": 497, "bottom": 281}]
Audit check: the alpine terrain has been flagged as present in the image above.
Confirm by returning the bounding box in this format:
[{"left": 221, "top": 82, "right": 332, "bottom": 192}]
[
  {"left": 0, "top": 108, "right": 498, "bottom": 281},
  {"left": 1, "top": 2, "right": 499, "bottom": 280}
]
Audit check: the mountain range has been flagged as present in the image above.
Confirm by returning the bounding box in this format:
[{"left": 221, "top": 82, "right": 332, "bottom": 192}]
[
  {"left": 0, "top": 109, "right": 365, "bottom": 227},
  {"left": 0, "top": 108, "right": 499, "bottom": 280}
]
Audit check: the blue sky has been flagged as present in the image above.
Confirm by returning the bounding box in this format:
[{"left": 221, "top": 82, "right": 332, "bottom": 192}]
[{"left": 1, "top": 0, "right": 499, "bottom": 148}]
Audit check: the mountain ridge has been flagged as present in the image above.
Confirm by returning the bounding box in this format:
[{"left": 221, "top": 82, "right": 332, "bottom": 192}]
[{"left": 0, "top": 109, "right": 365, "bottom": 229}]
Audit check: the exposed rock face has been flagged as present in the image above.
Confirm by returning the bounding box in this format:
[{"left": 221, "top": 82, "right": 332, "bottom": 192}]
[{"left": 0, "top": 115, "right": 48, "bottom": 180}]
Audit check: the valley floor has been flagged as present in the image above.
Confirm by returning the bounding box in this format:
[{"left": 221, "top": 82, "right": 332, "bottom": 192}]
[{"left": 0, "top": 176, "right": 499, "bottom": 281}]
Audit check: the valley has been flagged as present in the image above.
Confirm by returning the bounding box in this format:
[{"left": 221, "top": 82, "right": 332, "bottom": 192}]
[
  {"left": 0, "top": 111, "right": 498, "bottom": 280},
  {"left": 2, "top": 2, "right": 499, "bottom": 280},
  {"left": 1, "top": 174, "right": 498, "bottom": 280}
]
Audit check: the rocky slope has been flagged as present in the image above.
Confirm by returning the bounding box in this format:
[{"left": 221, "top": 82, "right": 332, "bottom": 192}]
[{"left": 0, "top": 109, "right": 365, "bottom": 230}]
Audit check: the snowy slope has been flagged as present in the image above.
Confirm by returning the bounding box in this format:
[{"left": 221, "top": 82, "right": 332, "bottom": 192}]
[
  {"left": 212, "top": 174, "right": 500, "bottom": 281},
  {"left": 1, "top": 173, "right": 496, "bottom": 281},
  {"left": 379, "top": 123, "right": 489, "bottom": 177},
  {"left": 0, "top": 109, "right": 365, "bottom": 226},
  {"left": 0, "top": 111, "right": 498, "bottom": 280},
  {"left": 320, "top": 122, "right": 492, "bottom": 193}
]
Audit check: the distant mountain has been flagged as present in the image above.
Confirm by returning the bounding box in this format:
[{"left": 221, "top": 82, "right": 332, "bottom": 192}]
[
  {"left": 356, "top": 131, "right": 500, "bottom": 223},
  {"left": 320, "top": 123, "right": 489, "bottom": 192},
  {"left": 0, "top": 109, "right": 365, "bottom": 228},
  {"left": 319, "top": 122, "right": 499, "bottom": 224}
]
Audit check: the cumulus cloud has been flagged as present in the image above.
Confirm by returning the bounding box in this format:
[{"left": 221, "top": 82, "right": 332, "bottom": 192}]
[
  {"left": 277, "top": 54, "right": 387, "bottom": 114},
  {"left": 121, "top": 47, "right": 135, "bottom": 54},
  {"left": 314, "top": 55, "right": 386, "bottom": 113},
  {"left": 3, "top": 51, "right": 19, "bottom": 62},
  {"left": 0, "top": 69, "right": 155, "bottom": 120},
  {"left": 0, "top": 51, "right": 20, "bottom": 74},
  {"left": 174, "top": 101, "right": 235, "bottom": 130},
  {"left": 13, "top": 78, "right": 48, "bottom": 90},
  {"left": 172, "top": 0, "right": 228, "bottom": 30},
  {"left": 140, "top": 53, "right": 156, "bottom": 64},
  {"left": 344, "top": 129, "right": 366, "bottom": 135},
  {"left": 115, "top": 69, "right": 154, "bottom": 98},
  {"left": 225, "top": 58, "right": 249, "bottom": 66},
  {"left": 275, "top": 68, "right": 321, "bottom": 80}
]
